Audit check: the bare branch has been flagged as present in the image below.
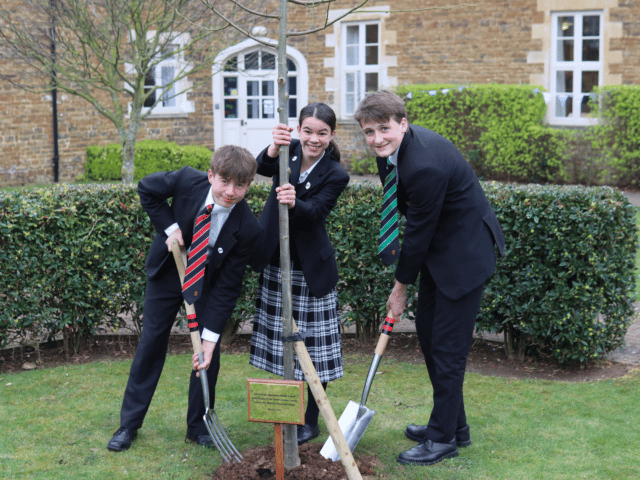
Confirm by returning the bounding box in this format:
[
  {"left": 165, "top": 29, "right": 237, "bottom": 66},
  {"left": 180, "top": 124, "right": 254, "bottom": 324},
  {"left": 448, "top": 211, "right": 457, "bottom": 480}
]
[
  {"left": 287, "top": 0, "right": 335, "bottom": 5},
  {"left": 226, "top": 0, "right": 278, "bottom": 19},
  {"left": 363, "top": 2, "right": 481, "bottom": 14},
  {"left": 287, "top": 0, "right": 368, "bottom": 37},
  {"left": 199, "top": 0, "right": 277, "bottom": 48}
]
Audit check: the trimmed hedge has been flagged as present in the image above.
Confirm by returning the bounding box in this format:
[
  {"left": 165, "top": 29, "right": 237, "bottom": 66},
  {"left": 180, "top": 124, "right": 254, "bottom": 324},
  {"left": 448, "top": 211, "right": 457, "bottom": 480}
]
[
  {"left": 85, "top": 140, "right": 213, "bottom": 182},
  {"left": 394, "top": 84, "right": 567, "bottom": 184},
  {"left": 1, "top": 181, "right": 636, "bottom": 364},
  {"left": 588, "top": 85, "right": 640, "bottom": 188},
  {"left": 0, "top": 184, "right": 150, "bottom": 355}
]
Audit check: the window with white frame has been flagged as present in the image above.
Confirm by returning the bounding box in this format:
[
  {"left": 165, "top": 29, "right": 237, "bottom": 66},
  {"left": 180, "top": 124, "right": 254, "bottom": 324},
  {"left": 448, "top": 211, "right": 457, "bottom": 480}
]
[
  {"left": 342, "top": 22, "right": 382, "bottom": 116},
  {"left": 139, "top": 33, "right": 194, "bottom": 116},
  {"left": 221, "top": 50, "right": 298, "bottom": 120},
  {"left": 550, "top": 11, "right": 602, "bottom": 125}
]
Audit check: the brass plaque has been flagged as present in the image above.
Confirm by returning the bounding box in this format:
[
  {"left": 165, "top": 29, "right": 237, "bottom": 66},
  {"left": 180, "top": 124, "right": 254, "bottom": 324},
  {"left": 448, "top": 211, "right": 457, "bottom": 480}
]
[{"left": 247, "top": 378, "right": 305, "bottom": 425}]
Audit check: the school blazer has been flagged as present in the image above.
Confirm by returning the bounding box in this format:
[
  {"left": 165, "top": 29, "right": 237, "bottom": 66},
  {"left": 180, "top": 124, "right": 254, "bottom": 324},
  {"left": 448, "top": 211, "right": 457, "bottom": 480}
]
[
  {"left": 250, "top": 140, "right": 349, "bottom": 298},
  {"left": 138, "top": 166, "right": 259, "bottom": 333},
  {"left": 377, "top": 125, "right": 506, "bottom": 300}
]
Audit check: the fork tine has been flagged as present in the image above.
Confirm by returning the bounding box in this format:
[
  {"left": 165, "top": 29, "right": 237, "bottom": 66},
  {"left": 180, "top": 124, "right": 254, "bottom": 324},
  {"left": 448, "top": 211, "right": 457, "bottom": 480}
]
[
  {"left": 208, "top": 410, "right": 243, "bottom": 462},
  {"left": 199, "top": 366, "right": 237, "bottom": 463},
  {"left": 203, "top": 413, "right": 233, "bottom": 463}
]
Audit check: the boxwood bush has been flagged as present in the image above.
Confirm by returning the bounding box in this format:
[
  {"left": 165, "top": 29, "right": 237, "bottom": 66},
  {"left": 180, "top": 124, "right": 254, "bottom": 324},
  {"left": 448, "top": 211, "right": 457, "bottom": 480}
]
[
  {"left": 1, "top": 181, "right": 636, "bottom": 365},
  {"left": 394, "top": 84, "right": 567, "bottom": 184},
  {"left": 0, "top": 184, "right": 150, "bottom": 355},
  {"left": 479, "top": 183, "right": 637, "bottom": 363},
  {"left": 84, "top": 140, "right": 213, "bottom": 182},
  {"left": 587, "top": 85, "right": 640, "bottom": 188}
]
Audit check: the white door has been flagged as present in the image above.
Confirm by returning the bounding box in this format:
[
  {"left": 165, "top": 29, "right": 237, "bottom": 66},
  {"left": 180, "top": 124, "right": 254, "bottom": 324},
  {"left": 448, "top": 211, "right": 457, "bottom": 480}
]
[{"left": 215, "top": 43, "right": 308, "bottom": 158}]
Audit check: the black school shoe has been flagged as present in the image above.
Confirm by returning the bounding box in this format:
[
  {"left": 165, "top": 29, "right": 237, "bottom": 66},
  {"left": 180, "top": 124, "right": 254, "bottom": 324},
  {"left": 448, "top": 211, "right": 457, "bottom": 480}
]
[
  {"left": 107, "top": 427, "right": 137, "bottom": 452},
  {"left": 185, "top": 431, "right": 215, "bottom": 448},
  {"left": 397, "top": 438, "right": 458, "bottom": 466},
  {"left": 404, "top": 424, "right": 472, "bottom": 447},
  {"left": 297, "top": 423, "right": 320, "bottom": 445}
]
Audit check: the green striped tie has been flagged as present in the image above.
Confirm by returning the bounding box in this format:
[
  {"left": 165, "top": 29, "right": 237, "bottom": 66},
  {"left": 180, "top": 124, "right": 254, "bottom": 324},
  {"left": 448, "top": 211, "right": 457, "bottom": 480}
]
[{"left": 379, "top": 159, "right": 400, "bottom": 265}]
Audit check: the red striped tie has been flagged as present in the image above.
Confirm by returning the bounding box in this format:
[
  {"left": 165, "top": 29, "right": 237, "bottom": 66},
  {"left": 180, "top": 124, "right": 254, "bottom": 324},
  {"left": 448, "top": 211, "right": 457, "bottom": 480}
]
[{"left": 182, "top": 204, "right": 212, "bottom": 304}]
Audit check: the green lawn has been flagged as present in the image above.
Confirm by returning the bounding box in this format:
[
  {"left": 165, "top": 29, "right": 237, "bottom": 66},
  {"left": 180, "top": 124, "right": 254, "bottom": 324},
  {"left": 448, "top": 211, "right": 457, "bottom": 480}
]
[{"left": 1, "top": 353, "right": 639, "bottom": 480}]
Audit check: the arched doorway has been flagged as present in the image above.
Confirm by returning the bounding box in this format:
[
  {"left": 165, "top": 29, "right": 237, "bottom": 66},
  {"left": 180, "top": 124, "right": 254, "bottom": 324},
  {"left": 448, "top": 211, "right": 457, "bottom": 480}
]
[{"left": 212, "top": 38, "right": 309, "bottom": 157}]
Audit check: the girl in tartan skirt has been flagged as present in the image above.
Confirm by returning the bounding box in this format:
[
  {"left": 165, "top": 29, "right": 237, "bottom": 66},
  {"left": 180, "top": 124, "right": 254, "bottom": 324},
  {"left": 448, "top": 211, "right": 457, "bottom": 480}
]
[{"left": 249, "top": 103, "right": 350, "bottom": 444}]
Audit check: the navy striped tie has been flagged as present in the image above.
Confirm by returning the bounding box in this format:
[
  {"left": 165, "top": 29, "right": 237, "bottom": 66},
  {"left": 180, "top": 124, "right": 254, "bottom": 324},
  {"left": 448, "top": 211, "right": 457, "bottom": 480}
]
[
  {"left": 182, "top": 204, "right": 212, "bottom": 303},
  {"left": 379, "top": 159, "right": 400, "bottom": 265}
]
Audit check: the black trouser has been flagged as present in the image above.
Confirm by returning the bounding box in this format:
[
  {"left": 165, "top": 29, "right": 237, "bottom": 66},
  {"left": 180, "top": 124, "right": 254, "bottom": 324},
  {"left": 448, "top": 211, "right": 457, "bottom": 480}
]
[
  {"left": 414, "top": 267, "right": 484, "bottom": 444},
  {"left": 119, "top": 265, "right": 220, "bottom": 437}
]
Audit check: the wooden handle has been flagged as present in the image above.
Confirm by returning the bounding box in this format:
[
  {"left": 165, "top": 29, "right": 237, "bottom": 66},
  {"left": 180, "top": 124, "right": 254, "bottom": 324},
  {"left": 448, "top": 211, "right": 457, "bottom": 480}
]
[
  {"left": 170, "top": 239, "right": 202, "bottom": 356},
  {"left": 290, "top": 319, "right": 363, "bottom": 480},
  {"left": 374, "top": 315, "right": 397, "bottom": 357}
]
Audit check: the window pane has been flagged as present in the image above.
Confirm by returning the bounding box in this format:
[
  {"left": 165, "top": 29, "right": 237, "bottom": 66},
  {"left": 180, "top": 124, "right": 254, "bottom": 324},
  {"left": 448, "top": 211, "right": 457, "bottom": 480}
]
[
  {"left": 582, "top": 39, "right": 599, "bottom": 61},
  {"left": 161, "top": 66, "right": 175, "bottom": 107},
  {"left": 346, "top": 93, "right": 355, "bottom": 115},
  {"left": 346, "top": 25, "right": 359, "bottom": 45},
  {"left": 247, "top": 80, "right": 259, "bottom": 97},
  {"left": 556, "top": 70, "right": 573, "bottom": 93},
  {"left": 247, "top": 99, "right": 259, "bottom": 118},
  {"left": 583, "top": 16, "right": 599, "bottom": 37},
  {"left": 558, "top": 16, "right": 574, "bottom": 37},
  {"left": 223, "top": 77, "right": 237, "bottom": 96},
  {"left": 557, "top": 40, "right": 574, "bottom": 62},
  {"left": 580, "top": 94, "right": 595, "bottom": 116},
  {"left": 245, "top": 51, "right": 259, "bottom": 70},
  {"left": 287, "top": 58, "right": 296, "bottom": 72},
  {"left": 262, "top": 80, "right": 274, "bottom": 97},
  {"left": 224, "top": 99, "right": 237, "bottom": 118},
  {"left": 581, "top": 71, "right": 598, "bottom": 93},
  {"left": 262, "top": 98, "right": 275, "bottom": 119},
  {"left": 555, "top": 94, "right": 573, "bottom": 117},
  {"left": 346, "top": 45, "right": 358, "bottom": 66},
  {"left": 365, "top": 45, "right": 378, "bottom": 65},
  {"left": 288, "top": 98, "right": 297, "bottom": 118},
  {"left": 346, "top": 72, "right": 355, "bottom": 94},
  {"left": 224, "top": 56, "right": 238, "bottom": 72},
  {"left": 262, "top": 52, "right": 276, "bottom": 70},
  {"left": 365, "top": 24, "right": 378, "bottom": 43},
  {"left": 365, "top": 72, "right": 378, "bottom": 92},
  {"left": 287, "top": 76, "right": 297, "bottom": 96},
  {"left": 144, "top": 71, "right": 155, "bottom": 107}
]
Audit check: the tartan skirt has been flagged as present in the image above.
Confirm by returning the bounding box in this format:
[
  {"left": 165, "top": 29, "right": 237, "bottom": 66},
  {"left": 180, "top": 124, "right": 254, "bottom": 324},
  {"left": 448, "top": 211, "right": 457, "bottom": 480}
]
[{"left": 249, "top": 264, "right": 344, "bottom": 383}]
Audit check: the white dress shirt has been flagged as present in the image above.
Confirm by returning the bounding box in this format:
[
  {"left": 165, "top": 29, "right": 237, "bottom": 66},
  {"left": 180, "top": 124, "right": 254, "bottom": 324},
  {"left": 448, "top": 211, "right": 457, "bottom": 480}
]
[
  {"left": 298, "top": 151, "right": 325, "bottom": 184},
  {"left": 164, "top": 189, "right": 235, "bottom": 344}
]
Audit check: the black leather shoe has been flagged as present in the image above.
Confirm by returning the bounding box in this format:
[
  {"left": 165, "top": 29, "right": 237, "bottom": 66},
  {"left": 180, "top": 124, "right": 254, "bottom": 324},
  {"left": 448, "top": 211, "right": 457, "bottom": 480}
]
[
  {"left": 404, "top": 424, "right": 472, "bottom": 447},
  {"left": 107, "top": 427, "right": 137, "bottom": 452},
  {"left": 297, "top": 423, "right": 320, "bottom": 445},
  {"left": 397, "top": 438, "right": 458, "bottom": 466},
  {"left": 185, "top": 432, "right": 215, "bottom": 448}
]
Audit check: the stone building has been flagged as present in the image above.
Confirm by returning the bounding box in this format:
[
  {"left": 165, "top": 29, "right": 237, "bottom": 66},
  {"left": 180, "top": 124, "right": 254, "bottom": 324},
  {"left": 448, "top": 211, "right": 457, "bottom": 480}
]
[{"left": 1, "top": 0, "right": 639, "bottom": 187}]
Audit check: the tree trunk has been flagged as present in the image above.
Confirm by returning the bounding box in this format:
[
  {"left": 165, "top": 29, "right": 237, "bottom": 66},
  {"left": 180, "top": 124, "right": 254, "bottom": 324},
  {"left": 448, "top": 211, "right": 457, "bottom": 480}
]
[
  {"left": 121, "top": 127, "right": 137, "bottom": 184},
  {"left": 276, "top": 0, "right": 300, "bottom": 467}
]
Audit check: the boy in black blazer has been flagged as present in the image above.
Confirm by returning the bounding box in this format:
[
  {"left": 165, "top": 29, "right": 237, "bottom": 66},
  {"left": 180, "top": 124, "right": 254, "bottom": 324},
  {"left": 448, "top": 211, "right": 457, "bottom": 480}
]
[
  {"left": 107, "top": 145, "right": 260, "bottom": 451},
  {"left": 355, "top": 91, "right": 505, "bottom": 466}
]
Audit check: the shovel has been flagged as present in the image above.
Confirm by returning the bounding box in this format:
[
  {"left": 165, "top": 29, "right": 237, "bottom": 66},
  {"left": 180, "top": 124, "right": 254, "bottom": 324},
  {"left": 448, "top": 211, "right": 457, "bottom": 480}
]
[
  {"left": 320, "top": 314, "right": 398, "bottom": 461},
  {"left": 171, "top": 239, "right": 243, "bottom": 463}
]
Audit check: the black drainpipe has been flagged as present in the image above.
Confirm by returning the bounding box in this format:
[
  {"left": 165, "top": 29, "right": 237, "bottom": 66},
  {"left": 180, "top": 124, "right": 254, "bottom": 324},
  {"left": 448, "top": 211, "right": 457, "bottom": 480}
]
[{"left": 51, "top": 0, "right": 59, "bottom": 183}]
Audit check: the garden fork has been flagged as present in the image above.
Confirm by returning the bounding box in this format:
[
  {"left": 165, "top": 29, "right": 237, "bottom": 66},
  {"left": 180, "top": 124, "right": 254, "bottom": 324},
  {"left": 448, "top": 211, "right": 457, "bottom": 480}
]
[{"left": 171, "top": 239, "right": 243, "bottom": 463}]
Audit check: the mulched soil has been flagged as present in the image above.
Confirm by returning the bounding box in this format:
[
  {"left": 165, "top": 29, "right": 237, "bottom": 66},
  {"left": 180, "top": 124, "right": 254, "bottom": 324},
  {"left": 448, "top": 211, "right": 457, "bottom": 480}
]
[{"left": 209, "top": 442, "right": 381, "bottom": 480}]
